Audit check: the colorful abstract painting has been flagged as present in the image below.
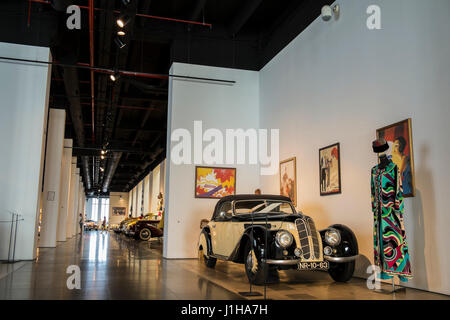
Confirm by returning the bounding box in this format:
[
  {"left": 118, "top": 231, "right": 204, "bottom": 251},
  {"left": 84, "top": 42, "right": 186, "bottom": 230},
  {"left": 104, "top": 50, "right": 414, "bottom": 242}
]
[
  {"left": 376, "top": 118, "right": 415, "bottom": 197},
  {"left": 195, "top": 167, "right": 236, "bottom": 199},
  {"left": 319, "top": 143, "right": 341, "bottom": 196}
]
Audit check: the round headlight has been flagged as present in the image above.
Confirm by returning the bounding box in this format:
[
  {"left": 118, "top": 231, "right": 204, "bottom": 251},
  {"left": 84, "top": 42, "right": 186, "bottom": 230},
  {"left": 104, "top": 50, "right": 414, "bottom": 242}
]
[
  {"left": 276, "top": 230, "right": 293, "bottom": 248},
  {"left": 324, "top": 229, "right": 341, "bottom": 246}
]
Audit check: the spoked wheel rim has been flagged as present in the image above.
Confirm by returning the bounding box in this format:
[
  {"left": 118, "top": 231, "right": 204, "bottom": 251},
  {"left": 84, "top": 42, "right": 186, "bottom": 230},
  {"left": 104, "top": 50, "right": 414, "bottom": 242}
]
[
  {"left": 140, "top": 229, "right": 151, "bottom": 240},
  {"left": 246, "top": 249, "right": 258, "bottom": 274}
]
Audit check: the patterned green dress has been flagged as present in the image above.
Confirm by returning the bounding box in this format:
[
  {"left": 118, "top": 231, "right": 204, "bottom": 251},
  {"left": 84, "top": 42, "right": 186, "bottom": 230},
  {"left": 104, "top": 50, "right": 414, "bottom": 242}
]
[{"left": 371, "top": 160, "right": 412, "bottom": 282}]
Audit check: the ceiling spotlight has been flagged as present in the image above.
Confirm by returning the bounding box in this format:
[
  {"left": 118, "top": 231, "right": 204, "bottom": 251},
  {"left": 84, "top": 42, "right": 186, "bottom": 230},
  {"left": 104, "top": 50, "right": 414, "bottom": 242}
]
[
  {"left": 117, "top": 30, "right": 126, "bottom": 36},
  {"left": 101, "top": 155, "right": 105, "bottom": 160},
  {"left": 100, "top": 167, "right": 104, "bottom": 172},
  {"left": 122, "top": 0, "right": 132, "bottom": 6},
  {"left": 116, "top": 14, "right": 130, "bottom": 28},
  {"left": 101, "top": 150, "right": 106, "bottom": 155},
  {"left": 114, "top": 36, "right": 126, "bottom": 49},
  {"left": 110, "top": 70, "right": 120, "bottom": 82}
]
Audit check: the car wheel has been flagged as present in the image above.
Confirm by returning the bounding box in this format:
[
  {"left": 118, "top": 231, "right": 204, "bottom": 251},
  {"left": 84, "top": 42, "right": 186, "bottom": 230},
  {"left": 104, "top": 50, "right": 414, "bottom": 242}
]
[
  {"left": 243, "top": 241, "right": 278, "bottom": 285},
  {"left": 328, "top": 261, "right": 355, "bottom": 282},
  {"left": 139, "top": 228, "right": 152, "bottom": 241},
  {"left": 198, "top": 241, "right": 216, "bottom": 268}
]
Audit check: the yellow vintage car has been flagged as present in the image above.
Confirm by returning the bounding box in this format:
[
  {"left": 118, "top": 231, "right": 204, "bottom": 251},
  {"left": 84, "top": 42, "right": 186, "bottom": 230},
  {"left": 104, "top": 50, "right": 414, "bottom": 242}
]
[{"left": 198, "top": 195, "right": 359, "bottom": 285}]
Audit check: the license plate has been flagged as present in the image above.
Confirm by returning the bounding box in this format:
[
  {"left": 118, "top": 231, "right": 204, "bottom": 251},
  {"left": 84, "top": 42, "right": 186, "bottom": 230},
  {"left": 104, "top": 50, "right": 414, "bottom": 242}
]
[{"left": 297, "top": 261, "right": 329, "bottom": 270}]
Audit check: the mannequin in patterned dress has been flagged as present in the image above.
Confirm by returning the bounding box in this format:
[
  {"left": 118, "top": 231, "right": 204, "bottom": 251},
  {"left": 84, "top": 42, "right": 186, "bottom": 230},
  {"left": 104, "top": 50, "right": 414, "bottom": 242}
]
[{"left": 371, "top": 138, "right": 412, "bottom": 282}]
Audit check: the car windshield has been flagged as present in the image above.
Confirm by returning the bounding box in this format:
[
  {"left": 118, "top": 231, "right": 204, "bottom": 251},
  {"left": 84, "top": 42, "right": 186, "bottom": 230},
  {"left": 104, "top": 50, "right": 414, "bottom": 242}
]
[{"left": 234, "top": 200, "right": 295, "bottom": 215}]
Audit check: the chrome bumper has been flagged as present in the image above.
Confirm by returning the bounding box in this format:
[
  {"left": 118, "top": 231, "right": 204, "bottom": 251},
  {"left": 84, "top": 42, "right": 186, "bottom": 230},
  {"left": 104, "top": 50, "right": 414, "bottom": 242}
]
[
  {"left": 263, "top": 254, "right": 359, "bottom": 265},
  {"left": 262, "top": 259, "right": 301, "bottom": 265},
  {"left": 324, "top": 255, "right": 359, "bottom": 263}
]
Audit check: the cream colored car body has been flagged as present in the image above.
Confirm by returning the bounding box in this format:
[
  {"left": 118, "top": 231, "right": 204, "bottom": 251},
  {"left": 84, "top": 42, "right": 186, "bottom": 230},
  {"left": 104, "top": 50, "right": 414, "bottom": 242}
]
[{"left": 199, "top": 209, "right": 324, "bottom": 263}]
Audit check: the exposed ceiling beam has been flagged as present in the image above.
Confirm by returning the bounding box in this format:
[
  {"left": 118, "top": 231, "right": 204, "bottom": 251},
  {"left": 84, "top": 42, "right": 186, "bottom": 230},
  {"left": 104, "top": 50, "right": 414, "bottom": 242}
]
[{"left": 228, "top": 0, "right": 263, "bottom": 36}]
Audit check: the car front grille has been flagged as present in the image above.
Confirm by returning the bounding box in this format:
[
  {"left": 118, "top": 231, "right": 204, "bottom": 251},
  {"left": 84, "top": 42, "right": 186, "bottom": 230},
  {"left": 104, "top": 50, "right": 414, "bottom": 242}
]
[{"left": 295, "top": 217, "right": 321, "bottom": 261}]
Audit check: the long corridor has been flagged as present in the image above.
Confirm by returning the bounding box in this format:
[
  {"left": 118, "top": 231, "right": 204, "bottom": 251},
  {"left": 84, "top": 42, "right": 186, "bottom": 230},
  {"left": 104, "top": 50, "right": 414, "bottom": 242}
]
[{"left": 0, "top": 232, "right": 242, "bottom": 300}]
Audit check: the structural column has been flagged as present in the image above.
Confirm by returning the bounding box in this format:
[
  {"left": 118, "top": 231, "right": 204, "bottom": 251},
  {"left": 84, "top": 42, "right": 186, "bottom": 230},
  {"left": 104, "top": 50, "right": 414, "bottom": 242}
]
[
  {"left": 66, "top": 158, "right": 77, "bottom": 239},
  {"left": 74, "top": 178, "right": 83, "bottom": 235},
  {"left": 57, "top": 139, "right": 72, "bottom": 241},
  {"left": 71, "top": 168, "right": 80, "bottom": 237},
  {"left": 39, "top": 109, "right": 66, "bottom": 248}
]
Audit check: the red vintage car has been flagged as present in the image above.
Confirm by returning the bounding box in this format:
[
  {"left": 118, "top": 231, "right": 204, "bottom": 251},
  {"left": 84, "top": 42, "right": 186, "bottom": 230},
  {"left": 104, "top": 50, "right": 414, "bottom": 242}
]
[{"left": 128, "top": 219, "right": 163, "bottom": 241}]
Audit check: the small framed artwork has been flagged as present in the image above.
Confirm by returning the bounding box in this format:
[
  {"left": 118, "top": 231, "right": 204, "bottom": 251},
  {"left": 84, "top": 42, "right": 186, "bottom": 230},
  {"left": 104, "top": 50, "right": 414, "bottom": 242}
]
[
  {"left": 279, "top": 157, "right": 297, "bottom": 207},
  {"left": 195, "top": 166, "right": 236, "bottom": 199},
  {"left": 376, "top": 118, "right": 415, "bottom": 197},
  {"left": 319, "top": 143, "right": 342, "bottom": 196},
  {"left": 112, "top": 207, "right": 127, "bottom": 216}
]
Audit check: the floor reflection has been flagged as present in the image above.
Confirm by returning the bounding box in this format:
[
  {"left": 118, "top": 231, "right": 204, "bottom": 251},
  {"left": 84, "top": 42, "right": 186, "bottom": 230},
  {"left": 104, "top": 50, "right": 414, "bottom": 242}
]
[{"left": 0, "top": 231, "right": 242, "bottom": 300}]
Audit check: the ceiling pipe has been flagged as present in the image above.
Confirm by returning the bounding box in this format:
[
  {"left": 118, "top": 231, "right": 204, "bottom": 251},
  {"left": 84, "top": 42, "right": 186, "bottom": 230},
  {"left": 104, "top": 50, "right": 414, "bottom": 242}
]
[
  {"left": 61, "top": 67, "right": 92, "bottom": 191},
  {"left": 29, "top": 0, "right": 212, "bottom": 27},
  {"left": 89, "top": 0, "right": 95, "bottom": 143},
  {"left": 0, "top": 56, "right": 236, "bottom": 84},
  {"left": 228, "top": 0, "right": 263, "bottom": 36},
  {"left": 102, "top": 152, "right": 123, "bottom": 193}
]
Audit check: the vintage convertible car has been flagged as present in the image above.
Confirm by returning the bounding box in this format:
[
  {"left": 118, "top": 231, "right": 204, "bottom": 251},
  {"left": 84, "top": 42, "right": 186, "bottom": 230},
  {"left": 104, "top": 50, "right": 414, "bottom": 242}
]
[
  {"left": 198, "top": 195, "right": 359, "bottom": 285},
  {"left": 128, "top": 219, "right": 163, "bottom": 241}
]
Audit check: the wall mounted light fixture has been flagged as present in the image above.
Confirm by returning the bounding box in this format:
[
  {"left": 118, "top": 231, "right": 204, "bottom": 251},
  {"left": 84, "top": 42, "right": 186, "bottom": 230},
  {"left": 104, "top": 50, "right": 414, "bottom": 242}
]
[{"left": 321, "top": 4, "right": 340, "bottom": 21}]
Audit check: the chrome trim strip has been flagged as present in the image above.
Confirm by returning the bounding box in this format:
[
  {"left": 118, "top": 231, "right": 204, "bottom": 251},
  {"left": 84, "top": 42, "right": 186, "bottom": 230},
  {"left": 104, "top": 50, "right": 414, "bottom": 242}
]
[
  {"left": 262, "top": 259, "right": 301, "bottom": 265},
  {"left": 324, "top": 255, "right": 359, "bottom": 263}
]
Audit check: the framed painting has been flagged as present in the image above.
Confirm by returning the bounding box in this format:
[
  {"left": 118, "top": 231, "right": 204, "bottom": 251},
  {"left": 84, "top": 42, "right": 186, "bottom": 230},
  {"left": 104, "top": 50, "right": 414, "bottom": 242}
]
[
  {"left": 195, "top": 166, "right": 236, "bottom": 199},
  {"left": 319, "top": 143, "right": 342, "bottom": 196},
  {"left": 112, "top": 207, "right": 126, "bottom": 216},
  {"left": 376, "top": 118, "right": 415, "bottom": 197},
  {"left": 279, "top": 157, "right": 297, "bottom": 207}
]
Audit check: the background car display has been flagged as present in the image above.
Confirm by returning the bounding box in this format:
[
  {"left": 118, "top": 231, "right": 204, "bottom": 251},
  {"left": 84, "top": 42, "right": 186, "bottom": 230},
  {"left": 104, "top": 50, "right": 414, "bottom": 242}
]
[
  {"left": 128, "top": 220, "right": 164, "bottom": 241},
  {"left": 84, "top": 220, "right": 99, "bottom": 231},
  {"left": 198, "top": 194, "right": 359, "bottom": 285}
]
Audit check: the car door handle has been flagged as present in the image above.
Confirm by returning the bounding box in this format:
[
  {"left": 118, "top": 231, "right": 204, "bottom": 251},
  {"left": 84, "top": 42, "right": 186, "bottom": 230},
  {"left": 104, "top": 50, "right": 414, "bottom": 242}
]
[{"left": 211, "top": 224, "right": 216, "bottom": 228}]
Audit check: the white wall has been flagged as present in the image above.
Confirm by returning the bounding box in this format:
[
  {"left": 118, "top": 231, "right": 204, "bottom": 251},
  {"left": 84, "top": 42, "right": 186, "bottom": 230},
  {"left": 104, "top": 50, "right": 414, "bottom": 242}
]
[
  {"left": 164, "top": 63, "right": 261, "bottom": 259},
  {"left": 0, "top": 42, "right": 51, "bottom": 260},
  {"left": 150, "top": 164, "right": 161, "bottom": 213},
  {"left": 57, "top": 139, "right": 73, "bottom": 242},
  {"left": 109, "top": 192, "right": 129, "bottom": 225},
  {"left": 259, "top": 0, "right": 450, "bottom": 295},
  {"left": 143, "top": 174, "right": 150, "bottom": 213},
  {"left": 40, "top": 108, "right": 66, "bottom": 248}
]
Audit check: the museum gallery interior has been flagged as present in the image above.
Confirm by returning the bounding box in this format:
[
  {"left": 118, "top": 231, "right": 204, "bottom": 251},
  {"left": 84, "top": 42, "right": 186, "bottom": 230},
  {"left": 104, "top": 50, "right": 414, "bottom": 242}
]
[{"left": 0, "top": 0, "right": 449, "bottom": 301}]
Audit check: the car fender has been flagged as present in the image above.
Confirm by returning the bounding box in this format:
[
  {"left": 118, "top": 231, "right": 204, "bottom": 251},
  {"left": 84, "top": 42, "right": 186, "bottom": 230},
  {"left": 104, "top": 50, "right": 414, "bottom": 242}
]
[
  {"left": 229, "top": 225, "right": 271, "bottom": 263},
  {"left": 198, "top": 228, "right": 213, "bottom": 256},
  {"left": 327, "top": 224, "right": 359, "bottom": 256}
]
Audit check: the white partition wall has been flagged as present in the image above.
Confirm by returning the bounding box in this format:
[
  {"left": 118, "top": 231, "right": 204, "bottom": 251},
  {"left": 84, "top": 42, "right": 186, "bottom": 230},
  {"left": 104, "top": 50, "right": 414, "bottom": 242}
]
[
  {"left": 143, "top": 174, "right": 150, "bottom": 214},
  {"left": 164, "top": 63, "right": 261, "bottom": 259},
  {"left": 136, "top": 181, "right": 143, "bottom": 216},
  {"left": 57, "top": 139, "right": 73, "bottom": 242},
  {"left": 258, "top": 0, "right": 450, "bottom": 295},
  {"left": 66, "top": 160, "right": 76, "bottom": 238},
  {"left": 109, "top": 192, "right": 129, "bottom": 225},
  {"left": 150, "top": 165, "right": 160, "bottom": 213},
  {"left": 0, "top": 42, "right": 52, "bottom": 260},
  {"left": 40, "top": 109, "right": 66, "bottom": 248}
]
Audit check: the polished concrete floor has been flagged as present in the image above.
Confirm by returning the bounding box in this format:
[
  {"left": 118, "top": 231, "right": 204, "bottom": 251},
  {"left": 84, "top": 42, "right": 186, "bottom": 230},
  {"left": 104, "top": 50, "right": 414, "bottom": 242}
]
[
  {"left": 0, "top": 232, "right": 448, "bottom": 300},
  {"left": 0, "top": 231, "right": 242, "bottom": 300}
]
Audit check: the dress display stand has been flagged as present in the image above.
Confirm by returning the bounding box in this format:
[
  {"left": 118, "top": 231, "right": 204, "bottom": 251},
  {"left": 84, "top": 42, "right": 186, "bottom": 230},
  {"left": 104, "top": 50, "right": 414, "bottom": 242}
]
[{"left": 374, "top": 278, "right": 406, "bottom": 294}]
